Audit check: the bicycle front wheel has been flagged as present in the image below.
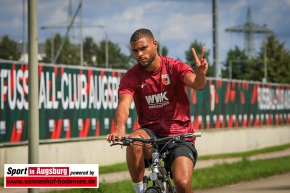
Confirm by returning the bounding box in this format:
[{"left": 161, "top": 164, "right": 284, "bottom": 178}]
[{"left": 144, "top": 186, "right": 162, "bottom": 193}]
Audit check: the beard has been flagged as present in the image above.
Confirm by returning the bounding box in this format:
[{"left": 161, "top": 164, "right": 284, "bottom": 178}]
[
  {"left": 138, "top": 52, "right": 156, "bottom": 69},
  {"left": 139, "top": 62, "right": 151, "bottom": 69}
]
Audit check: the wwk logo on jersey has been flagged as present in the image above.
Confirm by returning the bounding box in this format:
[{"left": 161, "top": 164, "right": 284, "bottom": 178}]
[
  {"left": 145, "top": 92, "right": 169, "bottom": 109},
  {"left": 161, "top": 74, "right": 170, "bottom": 85}
]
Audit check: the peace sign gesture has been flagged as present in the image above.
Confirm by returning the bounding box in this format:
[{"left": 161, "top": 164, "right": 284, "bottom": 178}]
[{"left": 192, "top": 46, "right": 208, "bottom": 75}]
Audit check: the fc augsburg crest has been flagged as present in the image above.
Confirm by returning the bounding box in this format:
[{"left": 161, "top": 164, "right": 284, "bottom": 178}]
[{"left": 161, "top": 74, "right": 170, "bottom": 85}]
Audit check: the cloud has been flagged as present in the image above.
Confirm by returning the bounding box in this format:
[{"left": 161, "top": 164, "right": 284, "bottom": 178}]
[
  {"left": 39, "top": 3, "right": 69, "bottom": 27},
  {"left": 0, "top": 0, "right": 289, "bottom": 63}
]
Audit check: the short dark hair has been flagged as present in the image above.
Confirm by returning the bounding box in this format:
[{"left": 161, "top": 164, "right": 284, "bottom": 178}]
[{"left": 130, "top": 28, "right": 155, "bottom": 42}]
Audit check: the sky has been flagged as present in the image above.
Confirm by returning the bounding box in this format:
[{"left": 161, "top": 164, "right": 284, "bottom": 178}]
[{"left": 0, "top": 0, "right": 290, "bottom": 65}]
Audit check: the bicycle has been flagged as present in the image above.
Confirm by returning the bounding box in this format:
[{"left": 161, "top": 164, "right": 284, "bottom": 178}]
[{"left": 110, "top": 132, "right": 201, "bottom": 193}]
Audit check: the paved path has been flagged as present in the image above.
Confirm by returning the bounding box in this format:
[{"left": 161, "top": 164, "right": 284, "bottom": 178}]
[
  {"left": 196, "top": 172, "right": 290, "bottom": 193},
  {"left": 1, "top": 148, "right": 290, "bottom": 193}
]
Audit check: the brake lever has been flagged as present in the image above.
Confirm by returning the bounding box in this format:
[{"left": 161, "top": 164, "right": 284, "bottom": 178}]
[{"left": 110, "top": 142, "right": 123, "bottom": 147}]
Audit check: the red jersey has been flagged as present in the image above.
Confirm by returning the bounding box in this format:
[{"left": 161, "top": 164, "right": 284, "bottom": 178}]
[{"left": 118, "top": 55, "right": 195, "bottom": 137}]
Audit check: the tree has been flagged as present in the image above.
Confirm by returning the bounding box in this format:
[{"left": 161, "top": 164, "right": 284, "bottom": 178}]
[
  {"left": 223, "top": 35, "right": 290, "bottom": 84},
  {"left": 83, "top": 37, "right": 98, "bottom": 66},
  {"left": 126, "top": 45, "right": 137, "bottom": 67},
  {"left": 185, "top": 40, "right": 214, "bottom": 77},
  {"left": 42, "top": 33, "right": 79, "bottom": 65},
  {"left": 96, "top": 39, "right": 130, "bottom": 69},
  {"left": 0, "top": 35, "right": 21, "bottom": 61},
  {"left": 257, "top": 35, "right": 290, "bottom": 84},
  {"left": 222, "top": 46, "right": 250, "bottom": 80},
  {"left": 157, "top": 45, "right": 169, "bottom": 56}
]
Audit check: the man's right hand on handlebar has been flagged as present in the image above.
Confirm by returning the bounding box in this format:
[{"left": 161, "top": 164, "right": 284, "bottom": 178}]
[{"left": 105, "top": 128, "right": 126, "bottom": 143}]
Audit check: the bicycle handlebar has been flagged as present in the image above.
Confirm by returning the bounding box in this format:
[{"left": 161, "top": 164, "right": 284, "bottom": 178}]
[{"left": 110, "top": 132, "right": 201, "bottom": 147}]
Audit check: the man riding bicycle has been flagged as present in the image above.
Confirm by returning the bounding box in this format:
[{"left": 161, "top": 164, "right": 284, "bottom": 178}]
[{"left": 106, "top": 28, "right": 208, "bottom": 193}]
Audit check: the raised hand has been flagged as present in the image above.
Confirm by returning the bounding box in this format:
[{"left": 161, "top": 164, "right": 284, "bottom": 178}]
[{"left": 192, "top": 46, "right": 208, "bottom": 75}]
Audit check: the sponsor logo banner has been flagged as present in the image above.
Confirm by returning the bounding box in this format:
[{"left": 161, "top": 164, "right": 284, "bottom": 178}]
[
  {"left": 4, "top": 164, "right": 99, "bottom": 188},
  {"left": 0, "top": 62, "right": 290, "bottom": 144}
]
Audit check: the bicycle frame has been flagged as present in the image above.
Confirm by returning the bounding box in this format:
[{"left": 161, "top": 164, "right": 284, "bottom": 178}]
[{"left": 143, "top": 147, "right": 175, "bottom": 193}]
